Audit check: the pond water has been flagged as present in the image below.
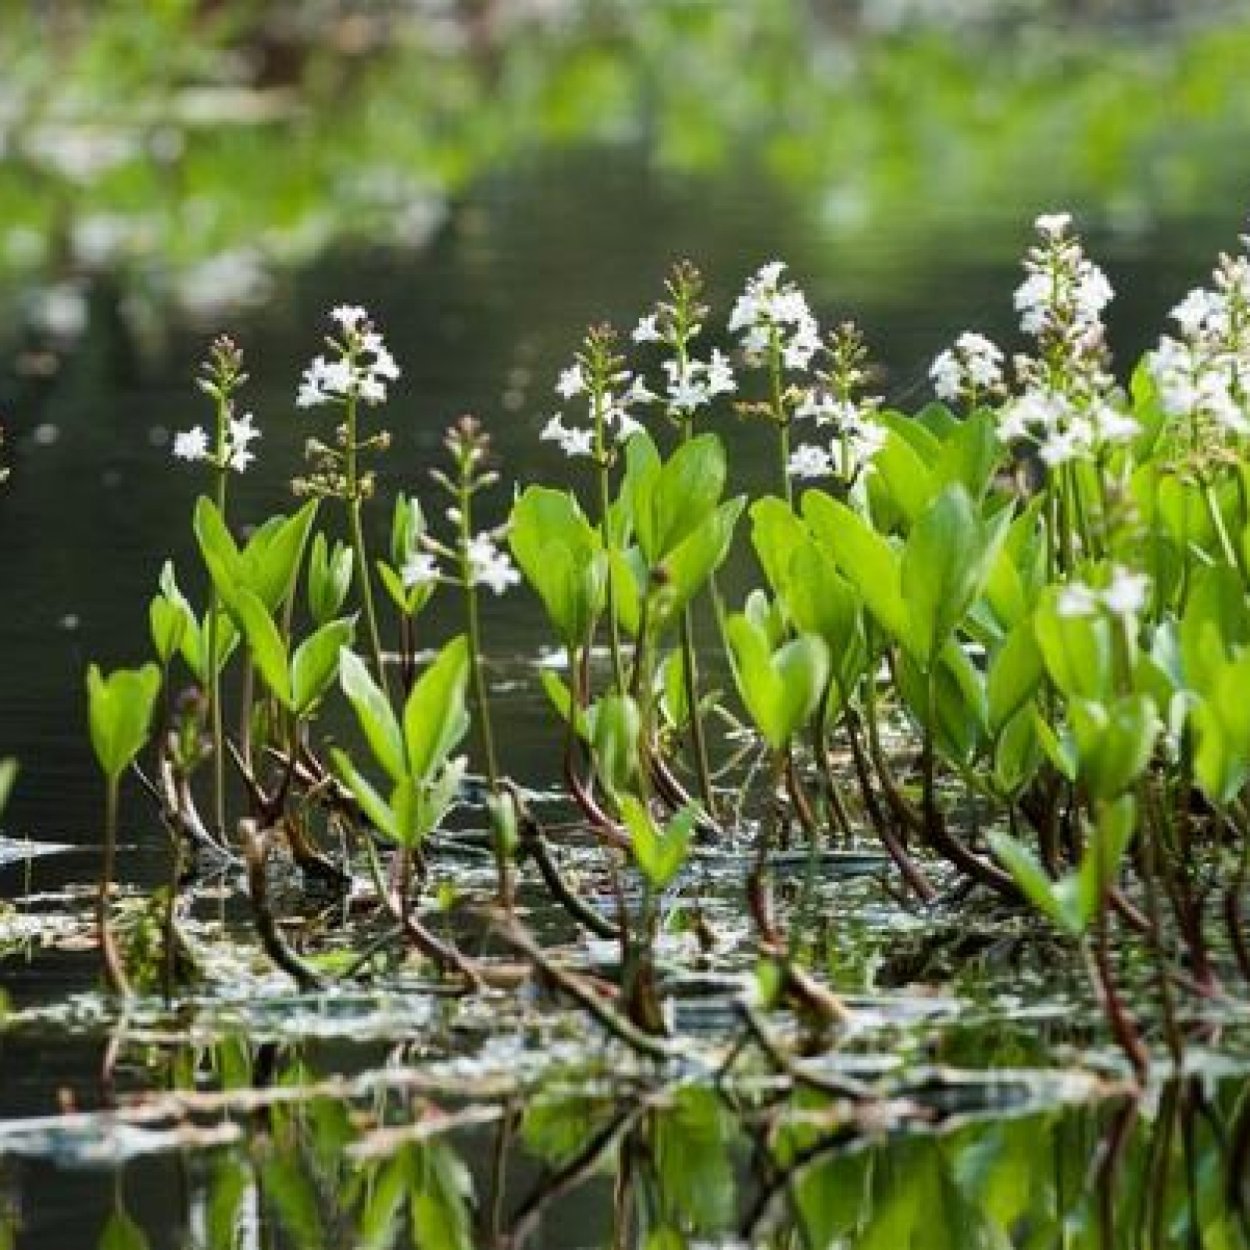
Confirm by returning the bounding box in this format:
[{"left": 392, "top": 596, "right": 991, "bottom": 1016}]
[{"left": 5, "top": 4, "right": 1250, "bottom": 1247}]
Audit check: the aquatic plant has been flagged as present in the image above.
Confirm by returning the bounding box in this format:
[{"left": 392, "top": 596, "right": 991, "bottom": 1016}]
[{"left": 71, "top": 214, "right": 1250, "bottom": 1085}]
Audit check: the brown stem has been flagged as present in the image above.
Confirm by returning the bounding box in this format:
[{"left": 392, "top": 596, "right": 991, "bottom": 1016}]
[
  {"left": 486, "top": 909, "right": 676, "bottom": 1060},
  {"left": 240, "top": 820, "right": 323, "bottom": 992}
]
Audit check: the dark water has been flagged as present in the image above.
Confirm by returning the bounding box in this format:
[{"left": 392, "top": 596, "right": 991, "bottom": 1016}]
[{"left": 5, "top": 6, "right": 1250, "bottom": 1246}]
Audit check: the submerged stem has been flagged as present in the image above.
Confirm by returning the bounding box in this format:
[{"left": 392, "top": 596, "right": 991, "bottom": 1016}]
[{"left": 99, "top": 776, "right": 132, "bottom": 997}]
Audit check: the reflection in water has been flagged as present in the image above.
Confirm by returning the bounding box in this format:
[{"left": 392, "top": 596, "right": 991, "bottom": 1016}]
[{"left": 4, "top": 1033, "right": 1243, "bottom": 1249}]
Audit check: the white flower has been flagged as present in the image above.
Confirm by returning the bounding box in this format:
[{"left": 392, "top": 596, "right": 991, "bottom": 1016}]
[
  {"left": 401, "top": 552, "right": 440, "bottom": 589},
  {"left": 542, "top": 360, "right": 653, "bottom": 458},
  {"left": 297, "top": 308, "right": 400, "bottom": 408},
  {"left": 331, "top": 304, "right": 368, "bottom": 332},
  {"left": 1057, "top": 567, "right": 1150, "bottom": 620},
  {"left": 930, "top": 332, "right": 1004, "bottom": 403},
  {"left": 540, "top": 413, "right": 594, "bottom": 458},
  {"left": 787, "top": 444, "right": 832, "bottom": 479},
  {"left": 555, "top": 365, "right": 585, "bottom": 400},
  {"left": 1035, "top": 211, "right": 1072, "bottom": 236},
  {"left": 173, "top": 426, "right": 209, "bottom": 462},
  {"left": 614, "top": 412, "right": 645, "bottom": 442},
  {"left": 1171, "top": 288, "right": 1226, "bottom": 338},
  {"left": 624, "top": 376, "right": 659, "bottom": 406},
  {"left": 466, "top": 535, "right": 520, "bottom": 595},
  {"left": 228, "top": 412, "right": 260, "bottom": 451},
  {"left": 662, "top": 352, "right": 738, "bottom": 415},
  {"left": 730, "top": 260, "right": 821, "bottom": 371},
  {"left": 1104, "top": 566, "right": 1150, "bottom": 617},
  {"left": 782, "top": 314, "right": 822, "bottom": 372},
  {"left": 632, "top": 313, "right": 662, "bottom": 343},
  {"left": 1037, "top": 422, "right": 1090, "bottom": 468},
  {"left": 1014, "top": 217, "right": 1113, "bottom": 343},
  {"left": 173, "top": 409, "right": 261, "bottom": 474},
  {"left": 1057, "top": 583, "right": 1099, "bottom": 618},
  {"left": 707, "top": 348, "right": 735, "bottom": 395},
  {"left": 850, "top": 421, "right": 887, "bottom": 465},
  {"left": 930, "top": 349, "right": 962, "bottom": 403},
  {"left": 1090, "top": 403, "right": 1138, "bottom": 444}
]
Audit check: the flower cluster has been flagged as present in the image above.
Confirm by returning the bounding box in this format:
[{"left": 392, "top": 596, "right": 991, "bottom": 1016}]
[
  {"left": 998, "top": 391, "right": 1137, "bottom": 467},
  {"left": 410, "top": 417, "right": 521, "bottom": 597},
  {"left": 930, "top": 332, "right": 1005, "bottom": 407},
  {"left": 729, "top": 261, "right": 822, "bottom": 371},
  {"left": 1014, "top": 213, "right": 1113, "bottom": 343},
  {"left": 541, "top": 325, "right": 652, "bottom": 460},
  {"left": 660, "top": 351, "right": 736, "bottom": 415},
  {"left": 401, "top": 528, "right": 519, "bottom": 596},
  {"left": 629, "top": 261, "right": 738, "bottom": 421},
  {"left": 465, "top": 531, "right": 521, "bottom": 595},
  {"left": 1057, "top": 565, "right": 1151, "bottom": 620},
  {"left": 173, "top": 336, "right": 260, "bottom": 474},
  {"left": 1146, "top": 234, "right": 1250, "bottom": 451},
  {"left": 296, "top": 305, "right": 401, "bottom": 409},
  {"left": 788, "top": 321, "right": 886, "bottom": 484},
  {"left": 999, "top": 214, "right": 1135, "bottom": 467},
  {"left": 173, "top": 410, "right": 261, "bottom": 473}
]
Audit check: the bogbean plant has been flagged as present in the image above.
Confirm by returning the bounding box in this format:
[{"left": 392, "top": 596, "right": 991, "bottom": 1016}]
[{"left": 81, "top": 219, "right": 1250, "bottom": 1078}]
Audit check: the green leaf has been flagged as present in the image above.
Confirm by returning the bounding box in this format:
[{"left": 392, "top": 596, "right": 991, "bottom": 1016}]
[
  {"left": 987, "top": 619, "right": 1043, "bottom": 733},
  {"left": 993, "top": 706, "right": 1042, "bottom": 796},
  {"left": 610, "top": 546, "right": 645, "bottom": 637},
  {"left": 725, "top": 612, "right": 829, "bottom": 752},
  {"left": 87, "top": 663, "right": 162, "bottom": 781},
  {"left": 902, "top": 484, "right": 1001, "bottom": 660},
  {"left": 148, "top": 594, "right": 187, "bottom": 666},
  {"left": 403, "top": 635, "right": 471, "bottom": 779},
  {"left": 192, "top": 495, "right": 244, "bottom": 611},
  {"left": 157, "top": 563, "right": 207, "bottom": 679},
  {"left": 418, "top": 756, "right": 467, "bottom": 837},
  {"left": 234, "top": 588, "right": 292, "bottom": 709},
  {"left": 1034, "top": 588, "right": 1112, "bottom": 701},
  {"left": 509, "top": 486, "right": 606, "bottom": 646},
  {"left": 242, "top": 500, "right": 319, "bottom": 611},
  {"left": 538, "top": 668, "right": 589, "bottom": 740},
  {"left": 391, "top": 493, "right": 427, "bottom": 568},
  {"left": 654, "top": 496, "right": 743, "bottom": 628},
  {"left": 307, "top": 533, "right": 354, "bottom": 625},
  {"left": 935, "top": 409, "right": 1001, "bottom": 500},
  {"left": 871, "top": 428, "right": 935, "bottom": 523},
  {"left": 1193, "top": 651, "right": 1250, "bottom": 805},
  {"left": 621, "top": 432, "right": 663, "bottom": 558},
  {"left": 1069, "top": 694, "right": 1159, "bottom": 801},
  {"left": 1074, "top": 794, "right": 1138, "bottom": 925},
  {"left": 638, "top": 432, "right": 727, "bottom": 564},
  {"left": 330, "top": 746, "right": 398, "bottom": 840},
  {"left": 986, "top": 833, "right": 1076, "bottom": 935},
  {"left": 291, "top": 617, "right": 354, "bottom": 715},
  {"left": 339, "top": 649, "right": 406, "bottom": 783},
  {"left": 749, "top": 495, "right": 808, "bottom": 595},
  {"left": 0, "top": 758, "right": 16, "bottom": 819},
  {"left": 99, "top": 1208, "right": 151, "bottom": 1250},
  {"left": 804, "top": 492, "right": 911, "bottom": 648},
  {"left": 620, "top": 796, "right": 695, "bottom": 890},
  {"left": 897, "top": 641, "right": 987, "bottom": 765},
  {"left": 591, "top": 694, "right": 641, "bottom": 800}
]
